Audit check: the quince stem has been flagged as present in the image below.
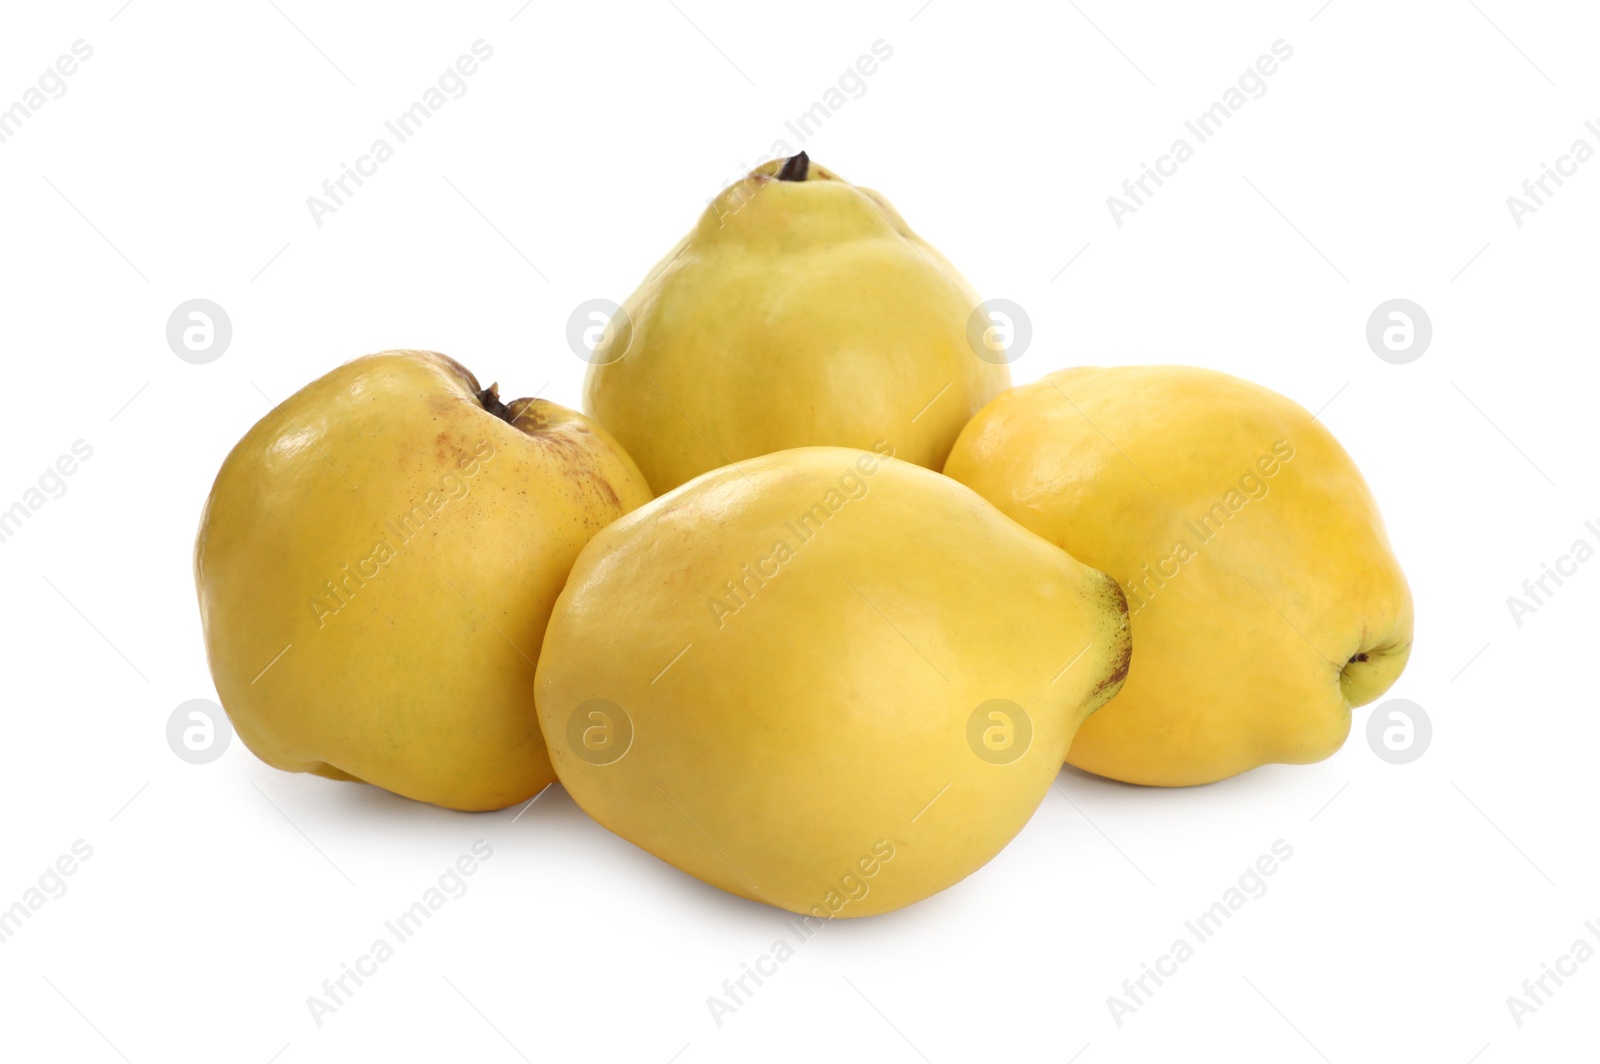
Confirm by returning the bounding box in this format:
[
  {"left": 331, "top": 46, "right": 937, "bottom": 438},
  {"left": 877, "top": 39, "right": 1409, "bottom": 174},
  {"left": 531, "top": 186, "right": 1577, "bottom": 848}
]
[
  {"left": 477, "top": 383, "right": 514, "bottom": 424},
  {"left": 777, "top": 151, "right": 810, "bottom": 182}
]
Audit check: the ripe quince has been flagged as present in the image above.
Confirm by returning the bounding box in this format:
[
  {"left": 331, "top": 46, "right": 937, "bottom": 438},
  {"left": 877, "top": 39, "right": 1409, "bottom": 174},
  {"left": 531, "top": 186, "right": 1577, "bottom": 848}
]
[
  {"left": 945, "top": 365, "right": 1413, "bottom": 785},
  {"left": 535, "top": 446, "right": 1130, "bottom": 915},
  {"left": 583, "top": 153, "right": 1010, "bottom": 493},
  {"left": 194, "top": 351, "right": 651, "bottom": 810}
]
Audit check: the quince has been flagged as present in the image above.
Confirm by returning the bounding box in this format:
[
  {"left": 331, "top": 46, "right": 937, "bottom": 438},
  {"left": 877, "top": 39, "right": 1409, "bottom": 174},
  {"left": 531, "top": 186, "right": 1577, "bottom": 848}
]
[
  {"left": 945, "top": 365, "right": 1413, "bottom": 786},
  {"left": 194, "top": 351, "right": 651, "bottom": 810},
  {"left": 535, "top": 446, "right": 1130, "bottom": 915},
  {"left": 583, "top": 152, "right": 1010, "bottom": 493}
]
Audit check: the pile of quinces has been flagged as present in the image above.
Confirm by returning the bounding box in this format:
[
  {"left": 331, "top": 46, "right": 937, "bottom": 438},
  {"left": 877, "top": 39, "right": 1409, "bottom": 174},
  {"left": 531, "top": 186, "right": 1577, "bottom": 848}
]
[{"left": 195, "top": 154, "right": 1411, "bottom": 917}]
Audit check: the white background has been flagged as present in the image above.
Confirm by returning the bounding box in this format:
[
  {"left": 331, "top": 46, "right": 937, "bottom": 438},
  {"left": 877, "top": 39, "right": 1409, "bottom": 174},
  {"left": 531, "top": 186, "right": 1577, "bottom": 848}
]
[{"left": 0, "top": 1, "right": 1595, "bottom": 1061}]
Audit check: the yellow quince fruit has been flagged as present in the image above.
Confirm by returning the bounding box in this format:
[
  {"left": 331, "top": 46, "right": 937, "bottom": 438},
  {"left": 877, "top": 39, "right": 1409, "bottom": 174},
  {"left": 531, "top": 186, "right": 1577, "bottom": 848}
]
[
  {"left": 535, "top": 446, "right": 1130, "bottom": 916},
  {"left": 194, "top": 351, "right": 651, "bottom": 810},
  {"left": 583, "top": 152, "right": 1011, "bottom": 494},
  {"left": 944, "top": 365, "right": 1413, "bottom": 786}
]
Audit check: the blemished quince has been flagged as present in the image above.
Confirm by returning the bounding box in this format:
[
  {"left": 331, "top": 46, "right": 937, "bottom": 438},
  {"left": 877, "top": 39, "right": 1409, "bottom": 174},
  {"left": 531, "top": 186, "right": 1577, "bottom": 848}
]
[
  {"left": 582, "top": 152, "right": 1011, "bottom": 494},
  {"left": 535, "top": 446, "right": 1131, "bottom": 916},
  {"left": 944, "top": 365, "right": 1414, "bottom": 786},
  {"left": 194, "top": 351, "right": 652, "bottom": 811}
]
